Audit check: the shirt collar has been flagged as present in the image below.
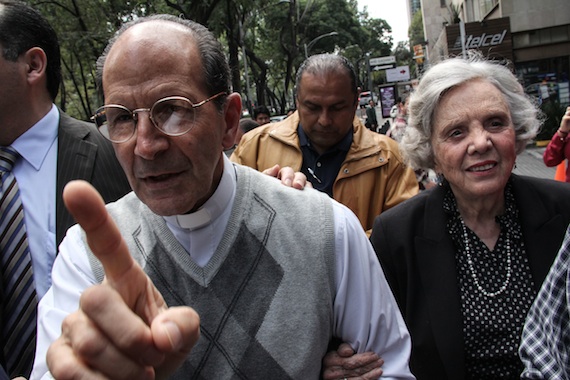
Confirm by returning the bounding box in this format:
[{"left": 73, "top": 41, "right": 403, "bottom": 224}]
[
  {"left": 164, "top": 154, "right": 236, "bottom": 231},
  {"left": 11, "top": 104, "right": 59, "bottom": 170}
]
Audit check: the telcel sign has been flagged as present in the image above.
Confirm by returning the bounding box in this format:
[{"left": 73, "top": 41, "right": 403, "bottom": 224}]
[
  {"left": 446, "top": 17, "right": 513, "bottom": 62},
  {"left": 453, "top": 30, "right": 507, "bottom": 49}
]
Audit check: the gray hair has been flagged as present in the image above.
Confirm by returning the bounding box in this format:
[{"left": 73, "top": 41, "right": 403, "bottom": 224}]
[
  {"left": 295, "top": 54, "right": 358, "bottom": 105},
  {"left": 95, "top": 14, "right": 230, "bottom": 110},
  {"left": 401, "top": 53, "right": 540, "bottom": 170}
]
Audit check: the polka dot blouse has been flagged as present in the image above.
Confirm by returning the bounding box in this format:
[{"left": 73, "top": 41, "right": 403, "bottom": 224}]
[{"left": 444, "top": 180, "right": 536, "bottom": 379}]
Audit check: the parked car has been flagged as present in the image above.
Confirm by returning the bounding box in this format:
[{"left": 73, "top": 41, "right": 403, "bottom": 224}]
[
  {"left": 270, "top": 115, "right": 287, "bottom": 123},
  {"left": 358, "top": 91, "right": 374, "bottom": 107}
]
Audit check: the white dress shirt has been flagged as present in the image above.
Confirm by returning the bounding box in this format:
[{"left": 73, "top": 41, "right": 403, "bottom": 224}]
[
  {"left": 32, "top": 155, "right": 414, "bottom": 380},
  {"left": 12, "top": 105, "right": 58, "bottom": 299}
]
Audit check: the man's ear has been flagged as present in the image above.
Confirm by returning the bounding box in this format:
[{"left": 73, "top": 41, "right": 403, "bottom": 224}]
[
  {"left": 23, "top": 47, "right": 48, "bottom": 85},
  {"left": 222, "top": 93, "right": 242, "bottom": 150}
]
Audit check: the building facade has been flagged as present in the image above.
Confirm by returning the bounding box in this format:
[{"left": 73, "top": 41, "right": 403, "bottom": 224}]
[{"left": 420, "top": 0, "right": 570, "bottom": 104}]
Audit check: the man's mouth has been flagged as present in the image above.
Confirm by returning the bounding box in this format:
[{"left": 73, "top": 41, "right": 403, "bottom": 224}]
[{"left": 143, "top": 172, "right": 178, "bottom": 182}]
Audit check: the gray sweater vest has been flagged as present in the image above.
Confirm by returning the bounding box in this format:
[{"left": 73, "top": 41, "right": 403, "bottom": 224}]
[{"left": 86, "top": 164, "right": 337, "bottom": 379}]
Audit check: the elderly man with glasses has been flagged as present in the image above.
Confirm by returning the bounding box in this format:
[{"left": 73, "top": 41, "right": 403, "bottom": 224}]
[{"left": 32, "top": 14, "right": 413, "bottom": 380}]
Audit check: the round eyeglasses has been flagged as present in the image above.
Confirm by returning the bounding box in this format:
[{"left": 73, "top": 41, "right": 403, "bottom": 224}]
[{"left": 91, "top": 92, "right": 226, "bottom": 143}]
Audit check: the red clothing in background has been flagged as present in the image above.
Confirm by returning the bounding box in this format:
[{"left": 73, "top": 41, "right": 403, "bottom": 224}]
[{"left": 543, "top": 130, "right": 570, "bottom": 182}]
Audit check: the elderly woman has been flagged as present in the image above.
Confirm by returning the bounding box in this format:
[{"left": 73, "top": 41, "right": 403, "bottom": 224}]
[{"left": 323, "top": 55, "right": 570, "bottom": 380}]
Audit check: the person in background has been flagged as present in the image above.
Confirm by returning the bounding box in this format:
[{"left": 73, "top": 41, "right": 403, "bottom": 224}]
[
  {"left": 33, "top": 14, "right": 414, "bottom": 379},
  {"left": 389, "top": 100, "right": 399, "bottom": 121},
  {"left": 387, "top": 95, "right": 409, "bottom": 143},
  {"left": 519, "top": 223, "right": 570, "bottom": 379},
  {"left": 231, "top": 54, "right": 418, "bottom": 235},
  {"left": 238, "top": 117, "right": 259, "bottom": 137},
  {"left": 542, "top": 106, "right": 570, "bottom": 182},
  {"left": 324, "top": 53, "right": 570, "bottom": 380},
  {"left": 365, "top": 99, "right": 378, "bottom": 131},
  {"left": 387, "top": 94, "right": 435, "bottom": 190},
  {"left": 253, "top": 104, "right": 271, "bottom": 125},
  {"left": 0, "top": 1, "right": 130, "bottom": 377},
  {"left": 225, "top": 118, "right": 259, "bottom": 157}
]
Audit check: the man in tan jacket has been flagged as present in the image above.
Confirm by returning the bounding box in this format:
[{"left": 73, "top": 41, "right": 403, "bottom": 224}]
[{"left": 231, "top": 54, "right": 418, "bottom": 235}]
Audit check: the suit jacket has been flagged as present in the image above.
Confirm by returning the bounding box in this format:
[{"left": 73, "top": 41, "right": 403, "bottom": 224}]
[
  {"left": 365, "top": 106, "right": 378, "bottom": 128},
  {"left": 55, "top": 112, "right": 131, "bottom": 246},
  {"left": 370, "top": 174, "right": 570, "bottom": 380}
]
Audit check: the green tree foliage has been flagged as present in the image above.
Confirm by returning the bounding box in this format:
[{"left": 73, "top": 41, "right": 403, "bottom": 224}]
[
  {"left": 394, "top": 41, "right": 413, "bottom": 66},
  {"left": 408, "top": 9, "right": 424, "bottom": 48},
  {"left": 27, "top": 0, "right": 397, "bottom": 119}
]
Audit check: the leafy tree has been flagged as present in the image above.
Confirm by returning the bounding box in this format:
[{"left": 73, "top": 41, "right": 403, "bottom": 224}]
[
  {"left": 28, "top": 0, "right": 395, "bottom": 119},
  {"left": 394, "top": 41, "right": 413, "bottom": 66},
  {"left": 408, "top": 9, "right": 425, "bottom": 48},
  {"left": 31, "top": 0, "right": 172, "bottom": 119}
]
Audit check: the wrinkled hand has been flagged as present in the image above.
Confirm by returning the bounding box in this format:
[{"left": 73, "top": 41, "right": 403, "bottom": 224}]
[
  {"left": 46, "top": 180, "right": 200, "bottom": 380},
  {"left": 322, "top": 343, "right": 384, "bottom": 380},
  {"left": 262, "top": 164, "right": 312, "bottom": 190}
]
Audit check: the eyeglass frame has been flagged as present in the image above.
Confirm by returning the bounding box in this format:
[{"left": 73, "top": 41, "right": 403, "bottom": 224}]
[{"left": 91, "top": 91, "right": 227, "bottom": 143}]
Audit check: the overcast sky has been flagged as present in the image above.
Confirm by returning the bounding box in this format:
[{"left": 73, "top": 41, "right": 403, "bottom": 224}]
[{"left": 357, "top": 0, "right": 410, "bottom": 45}]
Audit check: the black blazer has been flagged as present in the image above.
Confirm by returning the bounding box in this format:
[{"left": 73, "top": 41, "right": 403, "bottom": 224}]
[
  {"left": 370, "top": 174, "right": 570, "bottom": 380},
  {"left": 55, "top": 112, "right": 131, "bottom": 246}
]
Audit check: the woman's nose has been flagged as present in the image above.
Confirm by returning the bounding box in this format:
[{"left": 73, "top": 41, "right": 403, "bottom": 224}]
[{"left": 467, "top": 129, "right": 492, "bottom": 154}]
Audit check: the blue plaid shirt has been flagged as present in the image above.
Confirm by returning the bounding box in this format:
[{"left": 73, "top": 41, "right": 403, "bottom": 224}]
[{"left": 519, "top": 225, "right": 570, "bottom": 379}]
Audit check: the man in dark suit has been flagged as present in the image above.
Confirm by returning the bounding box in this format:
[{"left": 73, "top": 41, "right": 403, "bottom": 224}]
[
  {"left": 0, "top": 1, "right": 130, "bottom": 377},
  {"left": 365, "top": 99, "right": 378, "bottom": 131}
]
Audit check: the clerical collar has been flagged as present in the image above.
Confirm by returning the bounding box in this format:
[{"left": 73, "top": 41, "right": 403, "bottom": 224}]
[{"left": 163, "top": 155, "right": 236, "bottom": 231}]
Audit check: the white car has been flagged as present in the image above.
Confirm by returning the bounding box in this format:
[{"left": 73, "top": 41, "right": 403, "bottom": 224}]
[{"left": 270, "top": 115, "right": 287, "bottom": 123}]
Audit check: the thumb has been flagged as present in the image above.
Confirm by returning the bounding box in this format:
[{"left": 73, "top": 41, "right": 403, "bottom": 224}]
[{"left": 152, "top": 307, "right": 201, "bottom": 379}]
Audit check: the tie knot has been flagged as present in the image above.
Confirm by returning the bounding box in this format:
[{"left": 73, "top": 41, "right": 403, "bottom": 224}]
[{"left": 0, "top": 147, "right": 18, "bottom": 172}]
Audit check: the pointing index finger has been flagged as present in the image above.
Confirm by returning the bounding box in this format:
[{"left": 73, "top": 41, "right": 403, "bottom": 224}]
[{"left": 63, "top": 180, "right": 135, "bottom": 286}]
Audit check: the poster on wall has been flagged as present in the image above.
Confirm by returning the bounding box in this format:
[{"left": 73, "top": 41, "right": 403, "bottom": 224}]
[{"left": 379, "top": 85, "right": 397, "bottom": 119}]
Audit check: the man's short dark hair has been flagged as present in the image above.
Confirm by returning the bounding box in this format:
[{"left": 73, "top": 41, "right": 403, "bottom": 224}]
[
  {"left": 253, "top": 105, "right": 270, "bottom": 119},
  {"left": 295, "top": 54, "right": 358, "bottom": 105},
  {"left": 239, "top": 118, "right": 259, "bottom": 133},
  {"left": 0, "top": 0, "right": 62, "bottom": 100}
]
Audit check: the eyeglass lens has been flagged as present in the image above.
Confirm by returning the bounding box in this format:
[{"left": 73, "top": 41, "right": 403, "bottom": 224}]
[
  {"left": 94, "top": 97, "right": 197, "bottom": 143},
  {"left": 153, "top": 98, "right": 196, "bottom": 135}
]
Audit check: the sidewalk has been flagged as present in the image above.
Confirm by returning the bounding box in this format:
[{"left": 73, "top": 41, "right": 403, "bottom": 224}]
[
  {"left": 359, "top": 106, "right": 558, "bottom": 181},
  {"left": 513, "top": 146, "right": 556, "bottom": 180}
]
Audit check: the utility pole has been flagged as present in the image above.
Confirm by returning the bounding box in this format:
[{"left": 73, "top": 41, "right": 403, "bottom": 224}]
[{"left": 366, "top": 52, "right": 372, "bottom": 92}]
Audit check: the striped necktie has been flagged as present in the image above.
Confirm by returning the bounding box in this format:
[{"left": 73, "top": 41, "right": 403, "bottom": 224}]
[{"left": 0, "top": 146, "right": 36, "bottom": 378}]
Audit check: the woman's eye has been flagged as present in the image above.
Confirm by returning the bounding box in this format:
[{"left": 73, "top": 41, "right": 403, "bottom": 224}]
[{"left": 449, "top": 129, "right": 462, "bottom": 138}]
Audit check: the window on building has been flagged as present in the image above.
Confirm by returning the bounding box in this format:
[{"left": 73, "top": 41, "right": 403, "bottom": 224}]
[{"left": 479, "top": 0, "right": 498, "bottom": 16}]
